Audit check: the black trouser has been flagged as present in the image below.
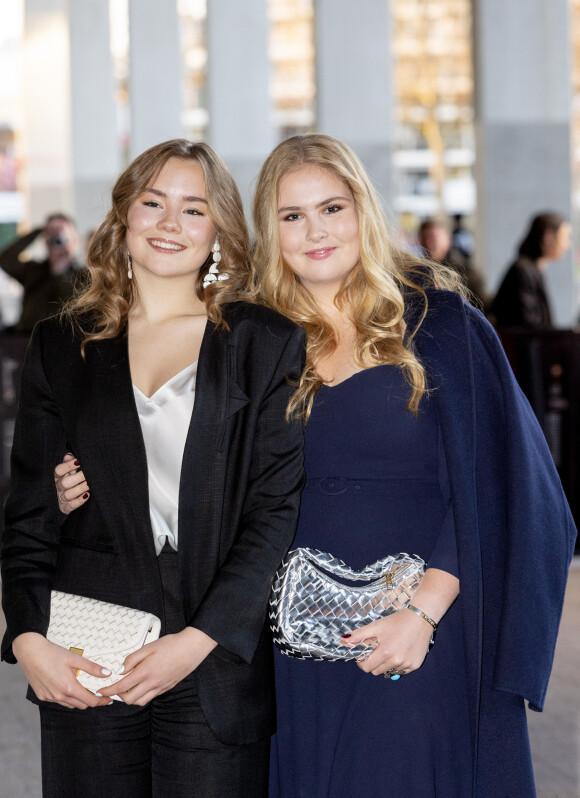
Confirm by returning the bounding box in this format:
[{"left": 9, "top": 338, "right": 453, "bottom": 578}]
[{"left": 39, "top": 544, "right": 269, "bottom": 797}]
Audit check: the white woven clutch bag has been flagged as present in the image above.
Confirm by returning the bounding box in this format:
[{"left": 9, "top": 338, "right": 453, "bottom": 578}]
[{"left": 46, "top": 591, "right": 161, "bottom": 700}]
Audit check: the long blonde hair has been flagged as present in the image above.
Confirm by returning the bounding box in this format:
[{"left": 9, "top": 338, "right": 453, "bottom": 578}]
[
  {"left": 67, "top": 139, "right": 251, "bottom": 352},
  {"left": 251, "top": 134, "right": 464, "bottom": 419}
]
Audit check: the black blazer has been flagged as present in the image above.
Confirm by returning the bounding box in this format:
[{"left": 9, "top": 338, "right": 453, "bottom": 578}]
[{"left": 1, "top": 301, "right": 305, "bottom": 744}]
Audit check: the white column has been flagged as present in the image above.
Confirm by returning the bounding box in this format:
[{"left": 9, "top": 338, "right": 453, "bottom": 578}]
[
  {"left": 473, "top": 0, "right": 574, "bottom": 326},
  {"left": 128, "top": 0, "right": 183, "bottom": 159},
  {"left": 22, "top": 0, "right": 73, "bottom": 225},
  {"left": 69, "top": 0, "right": 119, "bottom": 235},
  {"left": 23, "top": 0, "right": 119, "bottom": 238},
  {"left": 315, "top": 0, "right": 394, "bottom": 205},
  {"left": 206, "top": 0, "right": 275, "bottom": 211}
]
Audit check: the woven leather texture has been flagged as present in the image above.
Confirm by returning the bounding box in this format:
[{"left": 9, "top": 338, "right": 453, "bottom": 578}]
[
  {"left": 269, "top": 548, "right": 425, "bottom": 660},
  {"left": 47, "top": 591, "right": 161, "bottom": 698}
]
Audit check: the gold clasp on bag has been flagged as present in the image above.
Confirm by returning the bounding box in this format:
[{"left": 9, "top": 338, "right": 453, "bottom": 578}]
[
  {"left": 384, "top": 564, "right": 411, "bottom": 587},
  {"left": 69, "top": 646, "right": 84, "bottom": 677}
]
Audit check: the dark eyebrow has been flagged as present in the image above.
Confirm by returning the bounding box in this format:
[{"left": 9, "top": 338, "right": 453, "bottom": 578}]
[
  {"left": 277, "top": 196, "right": 352, "bottom": 214},
  {"left": 145, "top": 187, "right": 208, "bottom": 204}
]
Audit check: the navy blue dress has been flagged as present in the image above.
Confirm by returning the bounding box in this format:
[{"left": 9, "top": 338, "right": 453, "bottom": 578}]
[{"left": 270, "top": 365, "right": 472, "bottom": 797}]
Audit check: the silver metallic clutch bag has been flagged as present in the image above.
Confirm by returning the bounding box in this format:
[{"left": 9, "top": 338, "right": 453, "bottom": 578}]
[
  {"left": 46, "top": 591, "right": 161, "bottom": 700},
  {"left": 269, "top": 548, "right": 426, "bottom": 660}
]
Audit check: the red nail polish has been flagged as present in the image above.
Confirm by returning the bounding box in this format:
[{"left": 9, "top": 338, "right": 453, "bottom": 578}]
[
  {"left": 342, "top": 633, "right": 352, "bottom": 638},
  {"left": 74, "top": 460, "right": 79, "bottom": 466},
  {"left": 83, "top": 493, "right": 89, "bottom": 499}
]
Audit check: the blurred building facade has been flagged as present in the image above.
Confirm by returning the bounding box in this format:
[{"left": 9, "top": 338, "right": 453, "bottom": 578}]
[{"left": 0, "top": 0, "right": 578, "bottom": 325}]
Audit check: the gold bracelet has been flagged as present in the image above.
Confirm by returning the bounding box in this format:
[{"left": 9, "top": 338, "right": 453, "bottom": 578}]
[{"left": 406, "top": 604, "right": 438, "bottom": 631}]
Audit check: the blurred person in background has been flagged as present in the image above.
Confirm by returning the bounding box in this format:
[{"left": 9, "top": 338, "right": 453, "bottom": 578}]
[
  {"left": 418, "top": 218, "right": 487, "bottom": 308},
  {"left": 491, "top": 212, "right": 571, "bottom": 329},
  {"left": 451, "top": 213, "right": 475, "bottom": 260},
  {"left": 0, "top": 213, "right": 84, "bottom": 334}
]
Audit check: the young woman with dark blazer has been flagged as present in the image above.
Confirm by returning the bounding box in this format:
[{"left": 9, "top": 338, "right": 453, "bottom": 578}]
[{"left": 0, "top": 140, "right": 305, "bottom": 798}]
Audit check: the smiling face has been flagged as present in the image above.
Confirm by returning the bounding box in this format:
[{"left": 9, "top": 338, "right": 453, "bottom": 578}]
[
  {"left": 125, "top": 157, "right": 216, "bottom": 282},
  {"left": 277, "top": 165, "right": 360, "bottom": 297}
]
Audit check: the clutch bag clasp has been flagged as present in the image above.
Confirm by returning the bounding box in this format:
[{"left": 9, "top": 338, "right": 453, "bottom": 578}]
[{"left": 69, "top": 646, "right": 84, "bottom": 677}]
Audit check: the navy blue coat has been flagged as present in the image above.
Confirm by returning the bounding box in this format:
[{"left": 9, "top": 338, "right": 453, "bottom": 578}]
[{"left": 412, "top": 290, "right": 576, "bottom": 796}]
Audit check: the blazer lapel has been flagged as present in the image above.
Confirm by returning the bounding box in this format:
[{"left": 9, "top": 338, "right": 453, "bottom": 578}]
[
  {"left": 82, "top": 333, "right": 155, "bottom": 555},
  {"left": 177, "top": 320, "right": 226, "bottom": 598},
  {"left": 177, "top": 319, "right": 250, "bottom": 608}
]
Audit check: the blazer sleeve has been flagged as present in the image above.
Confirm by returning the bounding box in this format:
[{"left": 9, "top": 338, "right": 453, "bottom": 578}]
[
  {"left": 1, "top": 323, "right": 66, "bottom": 663},
  {"left": 189, "top": 326, "right": 305, "bottom": 663},
  {"left": 470, "top": 309, "right": 576, "bottom": 711}
]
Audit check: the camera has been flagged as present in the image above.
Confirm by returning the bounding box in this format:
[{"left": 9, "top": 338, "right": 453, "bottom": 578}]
[{"left": 47, "top": 234, "right": 67, "bottom": 249}]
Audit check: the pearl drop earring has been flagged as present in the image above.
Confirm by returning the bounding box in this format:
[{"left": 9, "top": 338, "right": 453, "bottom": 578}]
[{"left": 203, "top": 240, "right": 228, "bottom": 288}]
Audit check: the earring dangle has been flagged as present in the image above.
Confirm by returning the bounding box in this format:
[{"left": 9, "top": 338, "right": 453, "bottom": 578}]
[
  {"left": 203, "top": 240, "right": 228, "bottom": 288},
  {"left": 127, "top": 253, "right": 133, "bottom": 280}
]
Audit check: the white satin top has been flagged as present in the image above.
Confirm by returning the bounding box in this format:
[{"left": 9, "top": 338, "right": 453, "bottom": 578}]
[{"left": 133, "top": 362, "right": 198, "bottom": 555}]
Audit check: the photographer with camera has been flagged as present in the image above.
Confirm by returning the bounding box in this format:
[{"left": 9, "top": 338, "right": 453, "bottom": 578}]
[{"left": 0, "top": 213, "right": 84, "bottom": 333}]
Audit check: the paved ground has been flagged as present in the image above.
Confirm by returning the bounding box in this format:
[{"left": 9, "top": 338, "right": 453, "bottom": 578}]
[
  {"left": 527, "top": 559, "right": 580, "bottom": 798},
  {"left": 1, "top": 563, "right": 579, "bottom": 797}
]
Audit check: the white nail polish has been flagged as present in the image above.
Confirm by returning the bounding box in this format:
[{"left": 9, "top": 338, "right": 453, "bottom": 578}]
[
  {"left": 107, "top": 701, "right": 114, "bottom": 706},
  {"left": 116, "top": 665, "right": 125, "bottom": 675},
  {"left": 101, "top": 668, "right": 112, "bottom": 676},
  {"left": 95, "top": 692, "right": 103, "bottom": 697}
]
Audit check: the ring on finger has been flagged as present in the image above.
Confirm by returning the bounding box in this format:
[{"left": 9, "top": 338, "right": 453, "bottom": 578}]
[
  {"left": 58, "top": 489, "right": 70, "bottom": 505},
  {"left": 385, "top": 668, "right": 406, "bottom": 681}
]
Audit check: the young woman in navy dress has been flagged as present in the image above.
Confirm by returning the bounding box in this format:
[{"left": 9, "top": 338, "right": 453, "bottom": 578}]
[{"left": 251, "top": 134, "right": 575, "bottom": 797}]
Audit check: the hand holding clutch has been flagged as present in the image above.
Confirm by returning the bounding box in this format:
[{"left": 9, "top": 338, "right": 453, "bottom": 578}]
[
  {"left": 46, "top": 591, "right": 161, "bottom": 700},
  {"left": 12, "top": 632, "right": 114, "bottom": 710}
]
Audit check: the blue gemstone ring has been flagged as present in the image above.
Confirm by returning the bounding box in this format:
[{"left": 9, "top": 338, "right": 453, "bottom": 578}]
[{"left": 385, "top": 669, "right": 405, "bottom": 681}]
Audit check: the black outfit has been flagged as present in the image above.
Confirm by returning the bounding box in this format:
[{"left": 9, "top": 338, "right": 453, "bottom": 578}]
[
  {"left": 0, "top": 229, "right": 83, "bottom": 332},
  {"left": 1, "top": 302, "right": 305, "bottom": 796},
  {"left": 39, "top": 544, "right": 269, "bottom": 797},
  {"left": 491, "top": 255, "right": 553, "bottom": 329}
]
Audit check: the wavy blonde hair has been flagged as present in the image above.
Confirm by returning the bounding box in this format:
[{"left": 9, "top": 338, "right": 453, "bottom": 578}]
[
  {"left": 66, "top": 139, "right": 251, "bottom": 352},
  {"left": 251, "top": 134, "right": 464, "bottom": 419}
]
